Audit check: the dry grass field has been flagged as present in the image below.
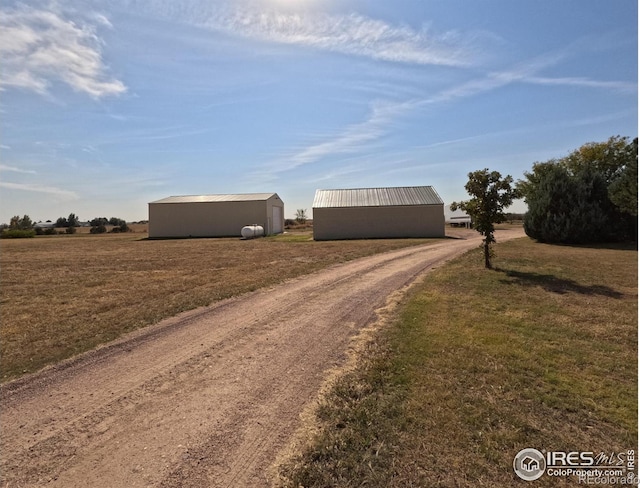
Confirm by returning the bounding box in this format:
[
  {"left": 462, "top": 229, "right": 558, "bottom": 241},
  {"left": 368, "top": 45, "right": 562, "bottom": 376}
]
[{"left": 0, "top": 230, "right": 441, "bottom": 382}]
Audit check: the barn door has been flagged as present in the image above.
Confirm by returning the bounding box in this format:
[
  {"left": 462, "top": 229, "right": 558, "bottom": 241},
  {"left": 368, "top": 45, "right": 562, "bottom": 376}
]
[{"left": 272, "top": 206, "right": 283, "bottom": 234}]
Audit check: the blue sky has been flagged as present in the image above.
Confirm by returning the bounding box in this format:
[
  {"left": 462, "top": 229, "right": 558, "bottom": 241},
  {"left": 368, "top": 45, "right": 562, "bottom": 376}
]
[{"left": 0, "top": 0, "right": 637, "bottom": 223}]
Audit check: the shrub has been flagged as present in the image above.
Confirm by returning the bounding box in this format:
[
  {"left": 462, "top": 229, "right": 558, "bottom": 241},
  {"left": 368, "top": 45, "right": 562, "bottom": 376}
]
[
  {"left": 1, "top": 229, "right": 36, "bottom": 238},
  {"left": 109, "top": 217, "right": 126, "bottom": 227},
  {"left": 90, "top": 217, "right": 109, "bottom": 227},
  {"left": 90, "top": 225, "right": 107, "bottom": 234},
  {"left": 109, "top": 223, "right": 130, "bottom": 233}
]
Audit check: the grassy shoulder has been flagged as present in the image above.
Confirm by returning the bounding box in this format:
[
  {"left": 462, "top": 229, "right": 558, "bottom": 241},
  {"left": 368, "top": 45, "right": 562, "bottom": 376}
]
[
  {"left": 277, "top": 238, "right": 638, "bottom": 487},
  {"left": 0, "top": 232, "right": 439, "bottom": 382}
]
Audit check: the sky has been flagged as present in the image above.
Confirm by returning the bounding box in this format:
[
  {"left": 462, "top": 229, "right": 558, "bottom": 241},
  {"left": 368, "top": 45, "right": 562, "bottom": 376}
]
[{"left": 0, "top": 0, "right": 637, "bottom": 223}]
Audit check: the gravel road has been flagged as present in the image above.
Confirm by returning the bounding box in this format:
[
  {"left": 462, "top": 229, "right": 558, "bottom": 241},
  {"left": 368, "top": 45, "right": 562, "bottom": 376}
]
[{"left": 1, "top": 229, "right": 524, "bottom": 487}]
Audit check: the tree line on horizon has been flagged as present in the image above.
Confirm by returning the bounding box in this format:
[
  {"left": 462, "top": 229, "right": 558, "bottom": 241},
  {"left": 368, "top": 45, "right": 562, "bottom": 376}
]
[{"left": 1, "top": 214, "right": 133, "bottom": 237}]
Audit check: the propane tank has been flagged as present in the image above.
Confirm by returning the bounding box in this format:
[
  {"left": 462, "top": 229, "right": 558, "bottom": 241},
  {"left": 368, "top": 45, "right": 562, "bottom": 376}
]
[{"left": 241, "top": 224, "right": 264, "bottom": 239}]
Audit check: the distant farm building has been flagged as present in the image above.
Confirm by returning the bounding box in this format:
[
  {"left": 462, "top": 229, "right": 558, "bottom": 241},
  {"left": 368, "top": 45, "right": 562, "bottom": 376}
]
[
  {"left": 312, "top": 186, "right": 445, "bottom": 240},
  {"left": 448, "top": 214, "right": 472, "bottom": 228},
  {"left": 148, "top": 193, "right": 284, "bottom": 238},
  {"left": 34, "top": 221, "right": 56, "bottom": 229}
]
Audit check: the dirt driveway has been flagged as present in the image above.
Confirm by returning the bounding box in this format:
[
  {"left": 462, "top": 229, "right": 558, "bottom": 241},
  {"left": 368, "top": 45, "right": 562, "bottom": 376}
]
[{"left": 1, "top": 228, "right": 524, "bottom": 487}]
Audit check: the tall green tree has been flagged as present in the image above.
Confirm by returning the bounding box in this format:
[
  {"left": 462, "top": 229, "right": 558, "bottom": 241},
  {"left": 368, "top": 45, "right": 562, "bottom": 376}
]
[
  {"left": 523, "top": 165, "right": 610, "bottom": 243},
  {"left": 519, "top": 137, "right": 636, "bottom": 200},
  {"left": 608, "top": 138, "right": 638, "bottom": 217},
  {"left": 451, "top": 169, "right": 520, "bottom": 269},
  {"left": 9, "top": 215, "right": 33, "bottom": 230},
  {"left": 563, "top": 135, "right": 633, "bottom": 185},
  {"left": 67, "top": 213, "right": 80, "bottom": 227},
  {"left": 519, "top": 136, "right": 637, "bottom": 243}
]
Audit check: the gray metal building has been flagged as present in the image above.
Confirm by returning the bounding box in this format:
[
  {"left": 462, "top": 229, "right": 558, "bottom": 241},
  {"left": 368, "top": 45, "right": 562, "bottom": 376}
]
[
  {"left": 148, "top": 193, "right": 284, "bottom": 238},
  {"left": 312, "top": 186, "right": 445, "bottom": 240}
]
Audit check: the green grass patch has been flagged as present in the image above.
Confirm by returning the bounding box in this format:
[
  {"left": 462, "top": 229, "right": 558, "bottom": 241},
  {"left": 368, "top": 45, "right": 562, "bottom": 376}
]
[{"left": 278, "top": 238, "right": 637, "bottom": 487}]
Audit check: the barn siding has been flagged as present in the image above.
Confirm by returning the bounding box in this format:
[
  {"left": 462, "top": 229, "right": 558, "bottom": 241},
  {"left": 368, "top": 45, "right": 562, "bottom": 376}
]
[
  {"left": 312, "top": 186, "right": 445, "bottom": 240},
  {"left": 313, "top": 205, "right": 445, "bottom": 240}
]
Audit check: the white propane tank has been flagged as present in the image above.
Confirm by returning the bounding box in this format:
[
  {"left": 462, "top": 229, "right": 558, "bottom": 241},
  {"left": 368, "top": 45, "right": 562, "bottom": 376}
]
[{"left": 241, "top": 224, "right": 264, "bottom": 239}]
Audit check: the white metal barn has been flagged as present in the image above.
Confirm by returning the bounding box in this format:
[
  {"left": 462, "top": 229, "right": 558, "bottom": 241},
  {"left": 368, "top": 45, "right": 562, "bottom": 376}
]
[
  {"left": 148, "top": 193, "right": 284, "bottom": 238},
  {"left": 312, "top": 186, "right": 445, "bottom": 240}
]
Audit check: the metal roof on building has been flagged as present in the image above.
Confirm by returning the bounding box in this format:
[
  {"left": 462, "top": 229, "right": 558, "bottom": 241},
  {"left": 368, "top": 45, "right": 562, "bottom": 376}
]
[
  {"left": 150, "top": 193, "right": 279, "bottom": 204},
  {"left": 312, "top": 186, "right": 443, "bottom": 208}
]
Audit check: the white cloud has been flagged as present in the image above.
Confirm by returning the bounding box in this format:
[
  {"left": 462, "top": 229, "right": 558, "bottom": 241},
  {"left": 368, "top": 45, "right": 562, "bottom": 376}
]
[
  {"left": 147, "top": 1, "right": 481, "bottom": 67},
  {"left": 214, "top": 9, "right": 474, "bottom": 66},
  {"left": 424, "top": 54, "right": 566, "bottom": 105},
  {"left": 0, "top": 5, "right": 126, "bottom": 98},
  {"left": 0, "top": 164, "right": 37, "bottom": 174},
  {"left": 0, "top": 181, "right": 79, "bottom": 200},
  {"left": 481, "top": 50, "right": 637, "bottom": 95},
  {"left": 524, "top": 76, "right": 636, "bottom": 94}
]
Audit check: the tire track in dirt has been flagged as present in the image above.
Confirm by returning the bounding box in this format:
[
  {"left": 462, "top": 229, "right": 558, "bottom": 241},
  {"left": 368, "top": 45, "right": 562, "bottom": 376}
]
[{"left": 1, "top": 229, "right": 524, "bottom": 487}]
